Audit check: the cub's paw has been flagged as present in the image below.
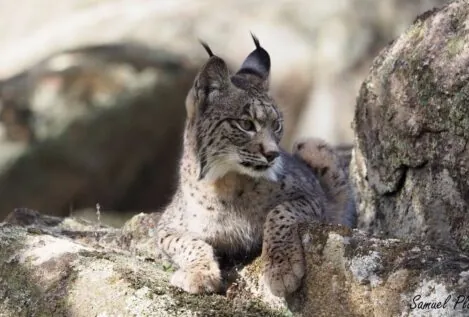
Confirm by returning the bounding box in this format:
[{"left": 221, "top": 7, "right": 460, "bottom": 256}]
[
  {"left": 293, "top": 137, "right": 339, "bottom": 173},
  {"left": 261, "top": 246, "right": 305, "bottom": 297},
  {"left": 170, "top": 261, "right": 222, "bottom": 294}
]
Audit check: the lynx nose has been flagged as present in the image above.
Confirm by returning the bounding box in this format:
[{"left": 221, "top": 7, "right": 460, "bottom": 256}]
[{"left": 263, "top": 150, "right": 279, "bottom": 163}]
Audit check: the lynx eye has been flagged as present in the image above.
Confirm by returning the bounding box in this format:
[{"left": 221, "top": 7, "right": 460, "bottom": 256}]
[
  {"left": 236, "top": 119, "right": 256, "bottom": 132},
  {"left": 272, "top": 120, "right": 282, "bottom": 133}
]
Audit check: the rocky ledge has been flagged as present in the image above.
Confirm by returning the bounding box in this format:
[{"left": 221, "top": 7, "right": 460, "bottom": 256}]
[{"left": 1, "top": 208, "right": 468, "bottom": 317}]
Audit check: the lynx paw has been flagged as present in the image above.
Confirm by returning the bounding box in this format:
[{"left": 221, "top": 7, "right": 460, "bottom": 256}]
[
  {"left": 262, "top": 246, "right": 305, "bottom": 297},
  {"left": 170, "top": 261, "right": 222, "bottom": 294}
]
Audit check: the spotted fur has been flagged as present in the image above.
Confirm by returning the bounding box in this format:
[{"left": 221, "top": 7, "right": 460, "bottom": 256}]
[{"left": 156, "top": 35, "right": 354, "bottom": 297}]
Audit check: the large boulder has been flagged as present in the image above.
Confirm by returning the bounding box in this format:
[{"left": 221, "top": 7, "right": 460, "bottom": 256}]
[
  {"left": 0, "top": 44, "right": 196, "bottom": 220},
  {"left": 2, "top": 208, "right": 469, "bottom": 317},
  {"left": 352, "top": 0, "right": 469, "bottom": 252}
]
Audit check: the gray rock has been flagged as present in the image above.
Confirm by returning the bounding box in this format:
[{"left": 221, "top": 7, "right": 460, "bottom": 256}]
[{"left": 352, "top": 0, "right": 469, "bottom": 252}]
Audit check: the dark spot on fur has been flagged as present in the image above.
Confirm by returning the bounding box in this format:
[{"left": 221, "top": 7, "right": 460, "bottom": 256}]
[
  {"left": 243, "top": 103, "right": 251, "bottom": 115},
  {"left": 320, "top": 167, "right": 329, "bottom": 176}
]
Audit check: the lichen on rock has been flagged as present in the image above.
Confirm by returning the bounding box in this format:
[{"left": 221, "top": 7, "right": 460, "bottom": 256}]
[{"left": 352, "top": 0, "right": 469, "bottom": 253}]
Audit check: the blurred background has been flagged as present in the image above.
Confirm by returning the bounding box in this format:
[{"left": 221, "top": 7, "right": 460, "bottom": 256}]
[{"left": 0, "top": 0, "right": 450, "bottom": 224}]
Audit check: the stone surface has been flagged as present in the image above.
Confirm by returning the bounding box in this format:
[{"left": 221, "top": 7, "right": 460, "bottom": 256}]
[
  {"left": 0, "top": 209, "right": 290, "bottom": 317},
  {"left": 352, "top": 0, "right": 469, "bottom": 253},
  {"left": 2, "top": 209, "right": 469, "bottom": 317}
]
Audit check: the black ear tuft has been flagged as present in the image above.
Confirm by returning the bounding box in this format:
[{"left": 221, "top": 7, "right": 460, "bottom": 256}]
[
  {"left": 236, "top": 33, "right": 271, "bottom": 81},
  {"left": 250, "top": 32, "right": 261, "bottom": 49},
  {"left": 199, "top": 40, "right": 214, "bottom": 57}
]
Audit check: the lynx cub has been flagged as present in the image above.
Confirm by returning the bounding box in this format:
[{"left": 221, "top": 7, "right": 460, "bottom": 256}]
[{"left": 156, "top": 35, "right": 355, "bottom": 297}]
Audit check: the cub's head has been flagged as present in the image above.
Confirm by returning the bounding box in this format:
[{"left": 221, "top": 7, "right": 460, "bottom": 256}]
[{"left": 185, "top": 34, "right": 283, "bottom": 182}]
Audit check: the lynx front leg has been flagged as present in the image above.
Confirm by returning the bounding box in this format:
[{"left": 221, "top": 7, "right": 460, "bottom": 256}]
[
  {"left": 261, "top": 198, "right": 322, "bottom": 297},
  {"left": 157, "top": 228, "right": 222, "bottom": 294}
]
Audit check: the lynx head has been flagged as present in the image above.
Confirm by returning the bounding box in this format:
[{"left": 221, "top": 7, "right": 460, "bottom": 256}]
[{"left": 185, "top": 34, "right": 283, "bottom": 182}]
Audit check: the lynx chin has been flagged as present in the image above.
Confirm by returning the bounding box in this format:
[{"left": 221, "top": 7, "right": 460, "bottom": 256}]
[{"left": 156, "top": 34, "right": 355, "bottom": 297}]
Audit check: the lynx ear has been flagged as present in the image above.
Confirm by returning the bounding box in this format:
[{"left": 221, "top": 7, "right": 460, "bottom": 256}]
[
  {"left": 186, "top": 42, "right": 230, "bottom": 119},
  {"left": 196, "top": 56, "right": 230, "bottom": 93},
  {"left": 235, "top": 33, "right": 271, "bottom": 88}
]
